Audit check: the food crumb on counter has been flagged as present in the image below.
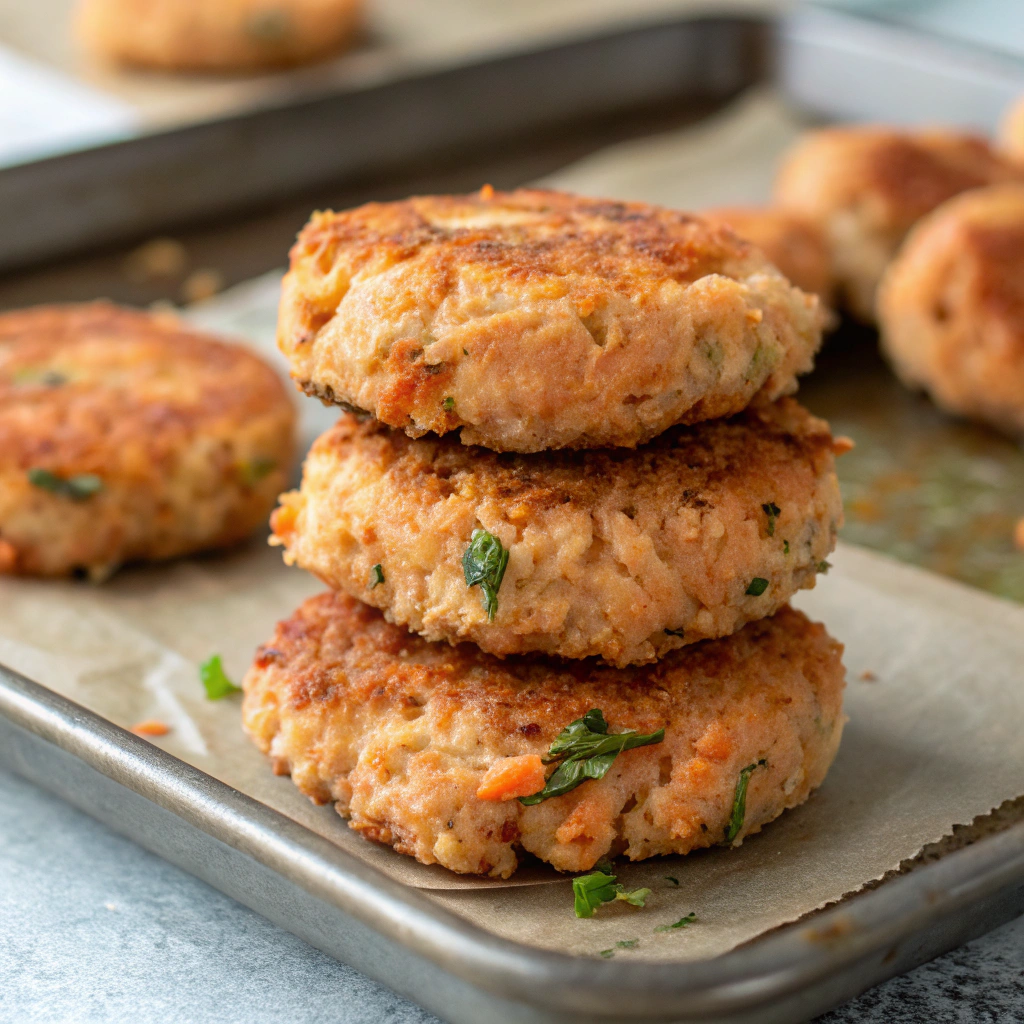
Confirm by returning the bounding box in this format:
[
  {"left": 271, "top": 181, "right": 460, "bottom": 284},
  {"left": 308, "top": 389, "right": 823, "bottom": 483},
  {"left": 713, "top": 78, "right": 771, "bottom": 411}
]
[{"left": 131, "top": 719, "right": 170, "bottom": 737}]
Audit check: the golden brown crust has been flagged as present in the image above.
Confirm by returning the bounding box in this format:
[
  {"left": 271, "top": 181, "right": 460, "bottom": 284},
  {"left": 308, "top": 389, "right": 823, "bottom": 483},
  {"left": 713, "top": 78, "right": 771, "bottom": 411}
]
[
  {"left": 774, "top": 128, "right": 1022, "bottom": 322},
  {"left": 998, "top": 95, "right": 1024, "bottom": 165},
  {"left": 0, "top": 302, "right": 296, "bottom": 577},
  {"left": 77, "top": 0, "right": 362, "bottom": 72},
  {"left": 701, "top": 206, "right": 834, "bottom": 304},
  {"left": 279, "top": 188, "right": 823, "bottom": 451},
  {"left": 878, "top": 185, "right": 1024, "bottom": 434},
  {"left": 272, "top": 398, "right": 842, "bottom": 665},
  {"left": 242, "top": 593, "right": 846, "bottom": 876}
]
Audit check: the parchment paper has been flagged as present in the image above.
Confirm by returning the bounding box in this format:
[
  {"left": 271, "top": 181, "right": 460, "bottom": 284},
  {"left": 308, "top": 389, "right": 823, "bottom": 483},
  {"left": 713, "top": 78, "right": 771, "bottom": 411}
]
[{"left": 4, "top": 88, "right": 1024, "bottom": 959}]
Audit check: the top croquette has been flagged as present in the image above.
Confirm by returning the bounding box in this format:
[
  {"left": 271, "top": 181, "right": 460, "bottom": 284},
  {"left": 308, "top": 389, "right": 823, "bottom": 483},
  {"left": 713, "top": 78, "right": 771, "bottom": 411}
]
[
  {"left": 0, "top": 302, "right": 296, "bottom": 578},
  {"left": 278, "top": 187, "right": 824, "bottom": 452}
]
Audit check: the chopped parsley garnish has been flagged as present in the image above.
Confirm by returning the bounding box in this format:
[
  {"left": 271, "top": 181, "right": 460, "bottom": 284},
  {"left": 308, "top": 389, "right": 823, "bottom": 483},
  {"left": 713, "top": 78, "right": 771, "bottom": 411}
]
[
  {"left": 745, "top": 577, "right": 769, "bottom": 597},
  {"left": 817, "top": 560, "right": 832, "bottom": 574},
  {"left": 13, "top": 368, "right": 67, "bottom": 387},
  {"left": 442, "top": 396, "right": 455, "bottom": 411},
  {"left": 27, "top": 468, "right": 103, "bottom": 501},
  {"left": 600, "top": 938, "right": 640, "bottom": 955},
  {"left": 723, "top": 760, "right": 767, "bottom": 844},
  {"left": 239, "top": 456, "right": 277, "bottom": 487},
  {"left": 665, "top": 876, "right": 679, "bottom": 886},
  {"left": 199, "top": 655, "right": 241, "bottom": 700},
  {"left": 369, "top": 564, "right": 385, "bottom": 589},
  {"left": 572, "top": 870, "right": 652, "bottom": 919},
  {"left": 762, "top": 502, "right": 781, "bottom": 537},
  {"left": 462, "top": 528, "right": 509, "bottom": 622},
  {"left": 655, "top": 913, "right": 697, "bottom": 932},
  {"left": 664, "top": 628, "right": 685, "bottom": 638},
  {"left": 520, "top": 709, "right": 664, "bottom": 805},
  {"left": 783, "top": 540, "right": 790, "bottom": 555}
]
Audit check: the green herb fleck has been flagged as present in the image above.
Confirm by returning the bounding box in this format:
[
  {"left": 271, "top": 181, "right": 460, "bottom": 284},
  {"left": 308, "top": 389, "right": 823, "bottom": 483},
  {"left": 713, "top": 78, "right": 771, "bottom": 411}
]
[
  {"left": 723, "top": 760, "right": 767, "bottom": 844},
  {"left": 762, "top": 502, "right": 781, "bottom": 537},
  {"left": 655, "top": 913, "right": 697, "bottom": 932},
  {"left": 199, "top": 655, "right": 241, "bottom": 700},
  {"left": 572, "top": 870, "right": 652, "bottom": 919},
  {"left": 616, "top": 938, "right": 639, "bottom": 949},
  {"left": 462, "top": 347, "right": 470, "bottom": 356},
  {"left": 817, "top": 560, "right": 832, "bottom": 574},
  {"left": 599, "top": 948, "right": 615, "bottom": 958},
  {"left": 664, "top": 628, "right": 685, "bottom": 639},
  {"left": 27, "top": 468, "right": 103, "bottom": 501},
  {"left": 13, "top": 367, "right": 67, "bottom": 387},
  {"left": 783, "top": 540, "right": 790, "bottom": 555},
  {"left": 462, "top": 528, "right": 509, "bottom": 622},
  {"left": 239, "top": 456, "right": 277, "bottom": 487},
  {"left": 369, "top": 564, "right": 385, "bottom": 589},
  {"left": 442, "top": 396, "right": 455, "bottom": 411},
  {"left": 745, "top": 577, "right": 769, "bottom": 597},
  {"left": 520, "top": 709, "right": 664, "bottom": 805},
  {"left": 665, "top": 876, "right": 679, "bottom": 886}
]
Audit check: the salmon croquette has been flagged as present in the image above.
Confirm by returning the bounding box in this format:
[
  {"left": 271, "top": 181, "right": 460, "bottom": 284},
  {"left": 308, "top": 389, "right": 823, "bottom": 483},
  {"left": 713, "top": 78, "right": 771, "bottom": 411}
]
[
  {"left": 774, "top": 128, "right": 1021, "bottom": 322},
  {"left": 0, "top": 303, "right": 296, "bottom": 579},
  {"left": 998, "top": 95, "right": 1024, "bottom": 165},
  {"left": 77, "top": 0, "right": 362, "bottom": 72},
  {"left": 878, "top": 185, "right": 1024, "bottom": 435},
  {"left": 700, "top": 206, "right": 834, "bottom": 306},
  {"left": 278, "top": 188, "right": 824, "bottom": 452},
  {"left": 270, "top": 398, "right": 842, "bottom": 666},
  {"left": 242, "top": 593, "right": 846, "bottom": 878}
]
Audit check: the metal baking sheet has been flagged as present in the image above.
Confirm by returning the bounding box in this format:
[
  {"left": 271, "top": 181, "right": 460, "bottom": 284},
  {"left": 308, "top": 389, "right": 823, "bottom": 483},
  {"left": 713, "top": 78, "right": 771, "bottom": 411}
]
[
  {"left": 5, "top": 8, "right": 1024, "bottom": 1022},
  {"left": 0, "top": 1, "right": 772, "bottom": 272},
  {"left": 3, "top": 584, "right": 1024, "bottom": 1024}
]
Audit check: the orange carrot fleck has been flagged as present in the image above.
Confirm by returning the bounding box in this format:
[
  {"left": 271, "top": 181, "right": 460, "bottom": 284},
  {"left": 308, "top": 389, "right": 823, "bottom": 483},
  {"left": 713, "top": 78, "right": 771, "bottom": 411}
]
[
  {"left": 476, "top": 754, "right": 546, "bottom": 802},
  {"left": 479, "top": 183, "right": 495, "bottom": 200},
  {"left": 0, "top": 539, "right": 18, "bottom": 574},
  {"left": 270, "top": 503, "right": 297, "bottom": 539},
  {"left": 131, "top": 719, "right": 170, "bottom": 737},
  {"left": 694, "top": 721, "right": 732, "bottom": 762}
]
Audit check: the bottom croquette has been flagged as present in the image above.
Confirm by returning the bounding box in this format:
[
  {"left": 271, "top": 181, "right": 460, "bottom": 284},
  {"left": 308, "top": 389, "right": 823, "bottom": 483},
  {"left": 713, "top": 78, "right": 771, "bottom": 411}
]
[
  {"left": 0, "top": 302, "right": 296, "bottom": 579},
  {"left": 242, "top": 593, "right": 846, "bottom": 878}
]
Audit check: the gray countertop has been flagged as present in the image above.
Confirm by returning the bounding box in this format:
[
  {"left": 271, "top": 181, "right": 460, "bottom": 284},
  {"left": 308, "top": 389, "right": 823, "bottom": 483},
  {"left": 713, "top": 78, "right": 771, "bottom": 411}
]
[{"left": 2, "top": 767, "right": 1022, "bottom": 1024}]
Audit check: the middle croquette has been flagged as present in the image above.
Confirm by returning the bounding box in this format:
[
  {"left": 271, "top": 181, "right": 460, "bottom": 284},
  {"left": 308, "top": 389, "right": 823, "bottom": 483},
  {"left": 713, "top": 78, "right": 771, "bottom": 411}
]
[
  {"left": 242, "top": 593, "right": 846, "bottom": 878},
  {"left": 271, "top": 397, "right": 843, "bottom": 667}
]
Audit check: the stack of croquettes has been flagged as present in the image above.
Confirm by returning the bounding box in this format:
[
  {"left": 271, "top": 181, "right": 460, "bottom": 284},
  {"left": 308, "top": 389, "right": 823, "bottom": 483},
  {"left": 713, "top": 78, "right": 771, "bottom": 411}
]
[{"left": 242, "top": 187, "right": 847, "bottom": 879}]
